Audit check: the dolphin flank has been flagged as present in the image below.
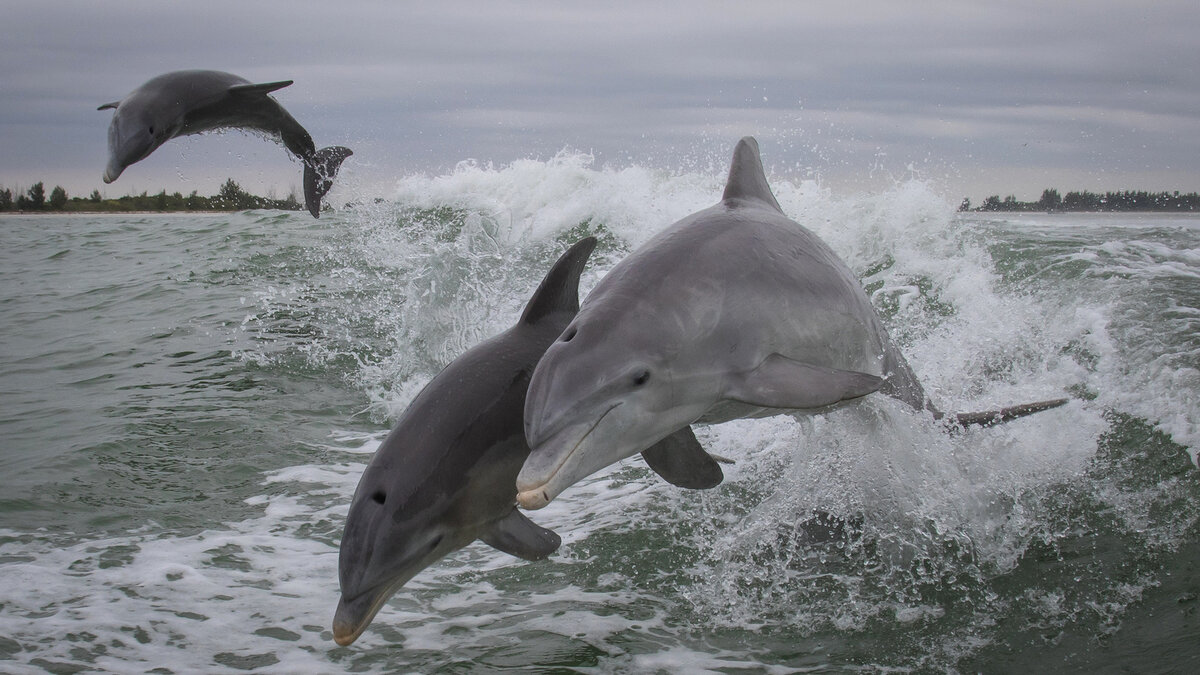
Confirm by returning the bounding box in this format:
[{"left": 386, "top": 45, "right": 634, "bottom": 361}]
[
  {"left": 98, "top": 70, "right": 351, "bottom": 218},
  {"left": 516, "top": 136, "right": 1067, "bottom": 510}
]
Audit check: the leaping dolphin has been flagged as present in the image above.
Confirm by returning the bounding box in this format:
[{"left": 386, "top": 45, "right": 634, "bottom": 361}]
[
  {"left": 332, "top": 236, "right": 597, "bottom": 647},
  {"left": 98, "top": 70, "right": 352, "bottom": 218},
  {"left": 516, "top": 137, "right": 1066, "bottom": 510}
]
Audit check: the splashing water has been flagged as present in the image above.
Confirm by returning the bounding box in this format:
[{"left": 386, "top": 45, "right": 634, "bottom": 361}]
[{"left": 0, "top": 154, "right": 1197, "bottom": 672}]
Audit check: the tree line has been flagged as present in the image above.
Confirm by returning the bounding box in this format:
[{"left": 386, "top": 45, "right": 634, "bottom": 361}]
[
  {"left": 961, "top": 188, "right": 1200, "bottom": 213},
  {"left": 0, "top": 179, "right": 303, "bottom": 213},
  {"left": 5, "top": 180, "right": 1197, "bottom": 215}
]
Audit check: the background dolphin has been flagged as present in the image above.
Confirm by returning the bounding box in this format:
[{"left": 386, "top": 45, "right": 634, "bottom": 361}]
[
  {"left": 516, "top": 137, "right": 1066, "bottom": 510},
  {"left": 98, "top": 70, "right": 352, "bottom": 218},
  {"left": 332, "top": 236, "right": 597, "bottom": 647}
]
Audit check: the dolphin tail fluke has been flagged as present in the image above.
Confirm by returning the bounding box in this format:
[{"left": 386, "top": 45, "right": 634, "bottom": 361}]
[
  {"left": 943, "top": 397, "right": 1069, "bottom": 428},
  {"left": 303, "top": 146, "right": 353, "bottom": 218}
]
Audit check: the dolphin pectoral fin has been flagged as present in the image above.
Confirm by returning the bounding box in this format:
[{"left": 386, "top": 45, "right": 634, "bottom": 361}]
[
  {"left": 97, "top": 101, "right": 119, "bottom": 111},
  {"left": 949, "top": 397, "right": 1069, "bottom": 428},
  {"left": 302, "top": 146, "right": 353, "bottom": 218},
  {"left": 227, "top": 80, "right": 294, "bottom": 96},
  {"left": 480, "top": 509, "right": 562, "bottom": 560},
  {"left": 641, "top": 426, "right": 725, "bottom": 489},
  {"left": 727, "top": 354, "right": 883, "bottom": 410}
]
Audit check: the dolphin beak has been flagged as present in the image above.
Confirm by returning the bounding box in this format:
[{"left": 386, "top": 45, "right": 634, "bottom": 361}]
[
  {"left": 333, "top": 530, "right": 452, "bottom": 645},
  {"left": 517, "top": 422, "right": 584, "bottom": 510},
  {"left": 515, "top": 483, "right": 555, "bottom": 510},
  {"left": 516, "top": 425, "right": 577, "bottom": 510},
  {"left": 517, "top": 404, "right": 622, "bottom": 510},
  {"left": 332, "top": 595, "right": 369, "bottom": 646},
  {"left": 332, "top": 586, "right": 392, "bottom": 647},
  {"left": 103, "top": 163, "right": 123, "bottom": 184},
  {"left": 519, "top": 397, "right": 566, "bottom": 508}
]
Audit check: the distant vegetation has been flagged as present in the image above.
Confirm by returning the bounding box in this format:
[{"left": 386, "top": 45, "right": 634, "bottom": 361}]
[
  {"left": 0, "top": 179, "right": 303, "bottom": 213},
  {"left": 3, "top": 181, "right": 1197, "bottom": 215},
  {"left": 960, "top": 188, "right": 1200, "bottom": 212}
]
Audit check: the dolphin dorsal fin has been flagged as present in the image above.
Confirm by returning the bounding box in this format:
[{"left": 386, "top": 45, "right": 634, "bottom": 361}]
[
  {"left": 228, "top": 80, "right": 294, "bottom": 97},
  {"left": 721, "top": 136, "right": 783, "bottom": 212},
  {"left": 520, "top": 236, "right": 597, "bottom": 325}
]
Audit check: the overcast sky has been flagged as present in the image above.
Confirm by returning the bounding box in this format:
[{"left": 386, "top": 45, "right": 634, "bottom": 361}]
[{"left": 2, "top": 0, "right": 1198, "bottom": 205}]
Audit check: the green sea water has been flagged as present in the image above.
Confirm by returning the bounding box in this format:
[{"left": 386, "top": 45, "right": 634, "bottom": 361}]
[{"left": 1, "top": 161, "right": 1198, "bottom": 673}]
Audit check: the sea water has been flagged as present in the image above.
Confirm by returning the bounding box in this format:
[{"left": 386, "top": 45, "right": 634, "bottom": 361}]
[{"left": 1, "top": 155, "right": 1198, "bottom": 672}]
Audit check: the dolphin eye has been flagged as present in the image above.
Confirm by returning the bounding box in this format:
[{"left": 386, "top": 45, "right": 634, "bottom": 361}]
[
  {"left": 632, "top": 370, "right": 651, "bottom": 386},
  {"left": 148, "top": 126, "right": 154, "bottom": 135},
  {"left": 371, "top": 490, "right": 386, "bottom": 505},
  {"left": 561, "top": 327, "right": 577, "bottom": 343}
]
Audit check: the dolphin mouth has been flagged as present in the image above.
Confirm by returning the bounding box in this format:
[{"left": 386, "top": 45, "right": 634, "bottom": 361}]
[
  {"left": 103, "top": 160, "right": 126, "bottom": 184},
  {"left": 333, "top": 534, "right": 445, "bottom": 646},
  {"left": 517, "top": 403, "right": 621, "bottom": 510},
  {"left": 332, "top": 578, "right": 405, "bottom": 647}
]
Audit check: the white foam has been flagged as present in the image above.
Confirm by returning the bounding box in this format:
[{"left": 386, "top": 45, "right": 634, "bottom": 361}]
[
  {"left": 393, "top": 151, "right": 721, "bottom": 249},
  {"left": 13, "top": 158, "right": 1187, "bottom": 671}
]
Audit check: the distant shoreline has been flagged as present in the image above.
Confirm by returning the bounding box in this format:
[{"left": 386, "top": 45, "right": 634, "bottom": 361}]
[
  {"left": 961, "top": 189, "right": 1200, "bottom": 213},
  {"left": 6, "top": 208, "right": 1198, "bottom": 219},
  {"left": 0, "top": 209, "right": 279, "bottom": 215},
  {"left": 0, "top": 178, "right": 303, "bottom": 215},
  {"left": 5, "top": 180, "right": 1199, "bottom": 215},
  {"left": 0, "top": 206, "right": 289, "bottom": 213}
]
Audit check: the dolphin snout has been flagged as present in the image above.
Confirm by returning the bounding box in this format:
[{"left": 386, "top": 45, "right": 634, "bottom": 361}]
[
  {"left": 103, "top": 163, "right": 124, "bottom": 184},
  {"left": 515, "top": 443, "right": 562, "bottom": 510},
  {"left": 515, "top": 486, "right": 553, "bottom": 510},
  {"left": 518, "top": 374, "right": 551, "bottom": 506},
  {"left": 517, "top": 403, "right": 623, "bottom": 510},
  {"left": 332, "top": 595, "right": 371, "bottom": 646}
]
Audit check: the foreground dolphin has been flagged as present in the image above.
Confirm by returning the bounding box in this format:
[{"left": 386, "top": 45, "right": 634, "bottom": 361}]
[
  {"left": 332, "top": 236, "right": 597, "bottom": 646},
  {"left": 516, "top": 137, "right": 1066, "bottom": 510},
  {"left": 98, "top": 70, "right": 352, "bottom": 218}
]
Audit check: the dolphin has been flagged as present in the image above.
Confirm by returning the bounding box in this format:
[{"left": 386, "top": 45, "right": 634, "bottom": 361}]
[
  {"left": 516, "top": 137, "right": 1066, "bottom": 510},
  {"left": 97, "top": 70, "right": 352, "bottom": 218},
  {"left": 332, "top": 236, "right": 597, "bottom": 646}
]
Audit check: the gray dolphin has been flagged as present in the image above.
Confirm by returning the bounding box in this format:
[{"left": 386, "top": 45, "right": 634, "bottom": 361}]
[
  {"left": 98, "top": 70, "right": 352, "bottom": 218},
  {"left": 332, "top": 236, "right": 597, "bottom": 646},
  {"left": 516, "top": 137, "right": 1066, "bottom": 510}
]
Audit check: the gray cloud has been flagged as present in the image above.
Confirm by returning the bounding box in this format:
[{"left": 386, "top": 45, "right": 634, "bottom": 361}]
[{"left": 2, "top": 0, "right": 1198, "bottom": 203}]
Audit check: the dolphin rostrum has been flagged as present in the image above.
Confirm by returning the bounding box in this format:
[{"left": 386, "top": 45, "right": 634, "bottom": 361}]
[
  {"left": 98, "top": 70, "right": 352, "bottom": 218},
  {"left": 516, "top": 137, "right": 1066, "bottom": 510},
  {"left": 332, "top": 236, "right": 598, "bottom": 646}
]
